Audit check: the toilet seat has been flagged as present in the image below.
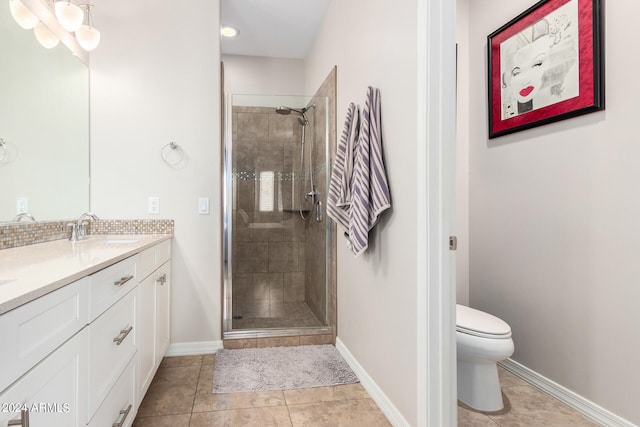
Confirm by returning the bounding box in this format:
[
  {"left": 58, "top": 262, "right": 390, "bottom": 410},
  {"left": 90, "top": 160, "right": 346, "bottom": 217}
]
[{"left": 456, "top": 304, "right": 511, "bottom": 339}]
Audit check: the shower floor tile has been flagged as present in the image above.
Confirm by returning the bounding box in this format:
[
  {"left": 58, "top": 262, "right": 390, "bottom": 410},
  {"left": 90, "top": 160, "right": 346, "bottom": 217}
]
[{"left": 232, "top": 301, "right": 323, "bottom": 329}]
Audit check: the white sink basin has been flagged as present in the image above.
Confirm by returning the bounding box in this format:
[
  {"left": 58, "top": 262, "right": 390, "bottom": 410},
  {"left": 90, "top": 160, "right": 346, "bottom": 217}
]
[{"left": 0, "top": 279, "right": 16, "bottom": 286}]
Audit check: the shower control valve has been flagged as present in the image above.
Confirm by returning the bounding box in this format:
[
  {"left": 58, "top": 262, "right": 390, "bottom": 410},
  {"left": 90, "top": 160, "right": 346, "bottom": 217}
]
[{"left": 305, "top": 189, "right": 318, "bottom": 201}]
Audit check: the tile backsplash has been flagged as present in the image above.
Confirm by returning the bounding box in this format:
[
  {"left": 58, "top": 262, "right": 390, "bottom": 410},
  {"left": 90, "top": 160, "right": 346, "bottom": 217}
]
[
  {"left": 90, "top": 219, "right": 174, "bottom": 235},
  {"left": 0, "top": 219, "right": 174, "bottom": 250}
]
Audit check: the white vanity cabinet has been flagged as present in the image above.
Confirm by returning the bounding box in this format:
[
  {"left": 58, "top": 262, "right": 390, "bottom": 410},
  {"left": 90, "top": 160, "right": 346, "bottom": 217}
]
[
  {"left": 136, "top": 241, "right": 171, "bottom": 400},
  {"left": 0, "top": 324, "right": 88, "bottom": 427},
  {"left": 86, "top": 256, "right": 138, "bottom": 422},
  {"left": 0, "top": 236, "right": 172, "bottom": 427}
]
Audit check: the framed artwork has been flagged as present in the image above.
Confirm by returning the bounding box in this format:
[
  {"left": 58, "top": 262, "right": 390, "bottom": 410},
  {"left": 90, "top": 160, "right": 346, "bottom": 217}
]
[{"left": 487, "top": 0, "right": 604, "bottom": 139}]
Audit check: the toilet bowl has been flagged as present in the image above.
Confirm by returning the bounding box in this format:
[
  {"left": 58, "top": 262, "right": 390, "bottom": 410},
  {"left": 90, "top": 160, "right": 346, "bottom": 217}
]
[{"left": 456, "top": 304, "right": 514, "bottom": 412}]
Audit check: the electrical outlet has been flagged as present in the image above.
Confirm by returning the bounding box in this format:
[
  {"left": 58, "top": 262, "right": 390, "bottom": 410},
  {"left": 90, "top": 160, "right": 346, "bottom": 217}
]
[
  {"left": 16, "top": 197, "right": 28, "bottom": 214},
  {"left": 198, "top": 197, "right": 210, "bottom": 214},
  {"left": 148, "top": 196, "right": 160, "bottom": 214}
]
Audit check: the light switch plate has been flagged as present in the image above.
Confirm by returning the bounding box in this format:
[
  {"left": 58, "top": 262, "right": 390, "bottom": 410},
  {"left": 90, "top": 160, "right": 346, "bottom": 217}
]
[{"left": 198, "top": 197, "right": 210, "bottom": 215}]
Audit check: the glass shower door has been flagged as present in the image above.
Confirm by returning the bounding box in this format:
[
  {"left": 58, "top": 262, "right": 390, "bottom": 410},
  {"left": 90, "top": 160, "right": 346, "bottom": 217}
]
[{"left": 223, "top": 94, "right": 330, "bottom": 335}]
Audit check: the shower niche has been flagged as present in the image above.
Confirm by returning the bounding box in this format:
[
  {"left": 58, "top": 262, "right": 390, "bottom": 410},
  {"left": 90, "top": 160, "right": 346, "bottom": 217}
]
[{"left": 223, "top": 94, "right": 333, "bottom": 338}]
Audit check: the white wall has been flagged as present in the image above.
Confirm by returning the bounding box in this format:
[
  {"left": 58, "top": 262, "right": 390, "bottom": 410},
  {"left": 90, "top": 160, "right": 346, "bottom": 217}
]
[
  {"left": 456, "top": 0, "right": 470, "bottom": 305},
  {"left": 305, "top": 0, "right": 419, "bottom": 424},
  {"left": 90, "top": 0, "right": 221, "bottom": 346},
  {"left": 222, "top": 54, "right": 305, "bottom": 96},
  {"left": 467, "top": 0, "right": 640, "bottom": 424}
]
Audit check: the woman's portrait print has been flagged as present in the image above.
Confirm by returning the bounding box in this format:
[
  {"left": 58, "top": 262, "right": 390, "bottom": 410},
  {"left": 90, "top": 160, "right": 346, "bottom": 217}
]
[{"left": 500, "top": 0, "right": 579, "bottom": 120}]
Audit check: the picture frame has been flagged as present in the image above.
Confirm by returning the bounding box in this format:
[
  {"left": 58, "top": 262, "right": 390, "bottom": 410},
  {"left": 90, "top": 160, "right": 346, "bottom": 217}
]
[{"left": 487, "top": 0, "right": 604, "bottom": 139}]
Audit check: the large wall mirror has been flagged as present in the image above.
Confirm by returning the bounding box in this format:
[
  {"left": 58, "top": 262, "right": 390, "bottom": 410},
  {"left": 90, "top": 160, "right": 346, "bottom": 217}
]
[{"left": 0, "top": 3, "right": 89, "bottom": 222}]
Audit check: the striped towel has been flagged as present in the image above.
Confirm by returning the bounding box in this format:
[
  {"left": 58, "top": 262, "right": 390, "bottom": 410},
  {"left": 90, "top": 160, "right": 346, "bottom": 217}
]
[
  {"left": 349, "top": 87, "right": 391, "bottom": 256},
  {"left": 327, "top": 103, "right": 360, "bottom": 231}
]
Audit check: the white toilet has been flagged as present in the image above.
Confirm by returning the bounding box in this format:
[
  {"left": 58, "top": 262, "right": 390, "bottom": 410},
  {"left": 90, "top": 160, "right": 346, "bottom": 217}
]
[{"left": 456, "top": 304, "right": 514, "bottom": 412}]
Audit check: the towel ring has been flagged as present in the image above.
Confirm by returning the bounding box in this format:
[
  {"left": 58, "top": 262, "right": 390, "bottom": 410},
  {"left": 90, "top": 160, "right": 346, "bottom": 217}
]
[
  {"left": 0, "top": 138, "right": 6, "bottom": 161},
  {"left": 161, "top": 141, "right": 185, "bottom": 166}
]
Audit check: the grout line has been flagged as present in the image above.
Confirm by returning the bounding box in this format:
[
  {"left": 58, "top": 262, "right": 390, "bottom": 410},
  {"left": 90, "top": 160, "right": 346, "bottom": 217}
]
[
  {"left": 285, "top": 401, "right": 294, "bottom": 426},
  {"left": 189, "top": 359, "right": 203, "bottom": 415}
]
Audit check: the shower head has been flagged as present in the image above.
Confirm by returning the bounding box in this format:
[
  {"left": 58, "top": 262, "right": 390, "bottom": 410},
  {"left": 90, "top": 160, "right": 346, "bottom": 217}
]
[
  {"left": 275, "top": 105, "right": 310, "bottom": 125},
  {"left": 275, "top": 106, "right": 305, "bottom": 116},
  {"left": 275, "top": 105, "right": 316, "bottom": 115}
]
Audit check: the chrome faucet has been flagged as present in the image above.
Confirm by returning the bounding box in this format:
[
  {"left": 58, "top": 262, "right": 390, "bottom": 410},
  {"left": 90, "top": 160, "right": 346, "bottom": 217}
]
[
  {"left": 69, "top": 212, "right": 99, "bottom": 241},
  {"left": 12, "top": 212, "right": 37, "bottom": 222}
]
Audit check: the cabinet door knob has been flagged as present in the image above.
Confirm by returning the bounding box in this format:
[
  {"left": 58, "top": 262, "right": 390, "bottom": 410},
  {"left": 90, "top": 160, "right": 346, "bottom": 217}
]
[
  {"left": 113, "top": 275, "right": 134, "bottom": 287},
  {"left": 112, "top": 326, "right": 133, "bottom": 345},
  {"left": 111, "top": 404, "right": 132, "bottom": 427},
  {"left": 8, "top": 409, "right": 29, "bottom": 427}
]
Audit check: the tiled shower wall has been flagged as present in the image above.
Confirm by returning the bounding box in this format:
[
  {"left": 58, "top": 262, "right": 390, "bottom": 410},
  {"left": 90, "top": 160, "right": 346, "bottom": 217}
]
[{"left": 231, "top": 106, "right": 309, "bottom": 319}]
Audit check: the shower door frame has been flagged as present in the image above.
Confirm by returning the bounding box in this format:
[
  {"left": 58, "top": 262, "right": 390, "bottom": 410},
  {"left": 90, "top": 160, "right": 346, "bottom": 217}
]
[{"left": 222, "top": 94, "right": 334, "bottom": 339}]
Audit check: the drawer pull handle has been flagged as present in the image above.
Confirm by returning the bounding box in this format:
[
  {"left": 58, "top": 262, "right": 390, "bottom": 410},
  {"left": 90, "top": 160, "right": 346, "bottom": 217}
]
[
  {"left": 113, "top": 326, "right": 133, "bottom": 345},
  {"left": 111, "top": 404, "right": 132, "bottom": 427},
  {"left": 8, "top": 409, "right": 29, "bottom": 427},
  {"left": 114, "top": 275, "right": 134, "bottom": 287},
  {"left": 157, "top": 273, "right": 167, "bottom": 285}
]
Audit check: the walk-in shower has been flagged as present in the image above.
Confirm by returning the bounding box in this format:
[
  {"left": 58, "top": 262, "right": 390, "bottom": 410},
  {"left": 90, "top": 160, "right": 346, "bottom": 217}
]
[{"left": 223, "top": 94, "right": 332, "bottom": 337}]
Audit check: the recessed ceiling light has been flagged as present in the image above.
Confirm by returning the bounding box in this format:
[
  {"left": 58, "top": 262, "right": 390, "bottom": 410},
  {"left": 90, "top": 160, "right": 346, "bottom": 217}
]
[{"left": 221, "top": 26, "right": 239, "bottom": 38}]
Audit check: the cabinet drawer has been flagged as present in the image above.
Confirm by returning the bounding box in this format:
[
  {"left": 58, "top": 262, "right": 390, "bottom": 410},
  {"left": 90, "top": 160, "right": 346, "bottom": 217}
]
[
  {"left": 137, "top": 240, "right": 171, "bottom": 281},
  {"left": 88, "top": 356, "right": 136, "bottom": 427},
  {"left": 137, "top": 246, "right": 156, "bottom": 281},
  {"left": 89, "top": 256, "right": 137, "bottom": 321},
  {"left": 0, "top": 278, "right": 89, "bottom": 392},
  {"left": 88, "top": 289, "right": 137, "bottom": 418},
  {"left": 155, "top": 240, "right": 171, "bottom": 266}
]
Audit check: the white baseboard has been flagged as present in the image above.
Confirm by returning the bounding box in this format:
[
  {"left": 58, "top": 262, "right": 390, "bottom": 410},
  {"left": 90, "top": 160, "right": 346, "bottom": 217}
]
[
  {"left": 335, "top": 338, "right": 411, "bottom": 427},
  {"left": 165, "top": 340, "right": 224, "bottom": 357},
  {"left": 500, "top": 359, "right": 637, "bottom": 427}
]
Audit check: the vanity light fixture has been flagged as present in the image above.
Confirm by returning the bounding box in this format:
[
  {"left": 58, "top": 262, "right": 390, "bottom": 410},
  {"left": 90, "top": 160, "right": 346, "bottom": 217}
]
[
  {"left": 75, "top": 4, "right": 100, "bottom": 51},
  {"left": 54, "top": 0, "right": 84, "bottom": 32},
  {"left": 34, "top": 21, "right": 60, "bottom": 48},
  {"left": 221, "top": 25, "right": 239, "bottom": 38},
  {"left": 10, "top": 0, "right": 100, "bottom": 53},
  {"left": 9, "top": 0, "right": 39, "bottom": 29}
]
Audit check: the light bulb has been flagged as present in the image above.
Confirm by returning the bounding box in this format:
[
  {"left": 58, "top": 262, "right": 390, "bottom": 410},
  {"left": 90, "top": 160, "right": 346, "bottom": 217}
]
[
  {"left": 54, "top": 1, "right": 84, "bottom": 32},
  {"left": 76, "top": 24, "right": 100, "bottom": 51},
  {"left": 34, "top": 22, "right": 60, "bottom": 49},
  {"left": 221, "top": 26, "right": 239, "bottom": 38},
  {"left": 9, "top": 0, "right": 39, "bottom": 29}
]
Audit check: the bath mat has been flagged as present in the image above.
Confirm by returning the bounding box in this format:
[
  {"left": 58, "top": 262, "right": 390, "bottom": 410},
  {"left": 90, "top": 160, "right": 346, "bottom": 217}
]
[{"left": 212, "top": 344, "right": 359, "bottom": 393}]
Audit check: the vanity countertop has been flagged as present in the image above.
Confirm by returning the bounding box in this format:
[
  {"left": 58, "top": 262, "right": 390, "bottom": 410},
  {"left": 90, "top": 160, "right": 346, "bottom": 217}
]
[{"left": 0, "top": 234, "right": 172, "bottom": 315}]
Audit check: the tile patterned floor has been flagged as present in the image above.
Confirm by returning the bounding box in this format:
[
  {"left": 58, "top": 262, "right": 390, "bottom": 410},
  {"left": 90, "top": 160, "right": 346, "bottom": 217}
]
[
  {"left": 133, "top": 354, "right": 391, "bottom": 427},
  {"left": 458, "top": 368, "right": 600, "bottom": 426},
  {"left": 133, "top": 354, "right": 600, "bottom": 426}
]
